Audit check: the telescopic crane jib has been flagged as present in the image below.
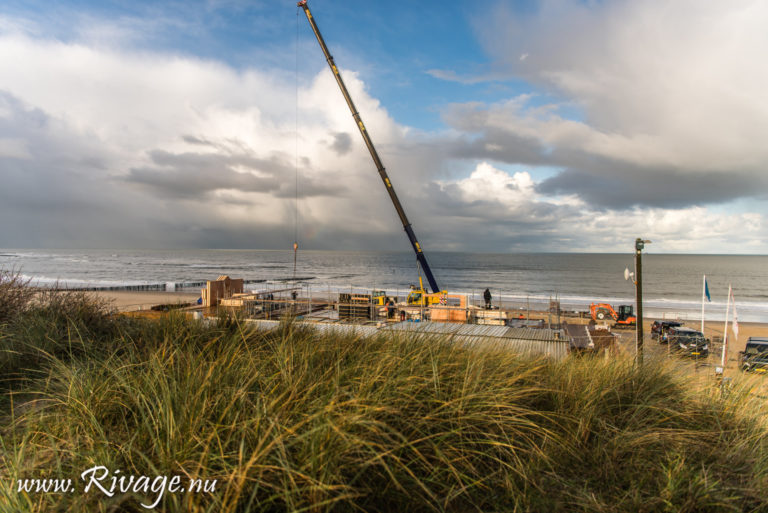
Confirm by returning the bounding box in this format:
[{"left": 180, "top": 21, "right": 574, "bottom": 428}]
[{"left": 297, "top": 0, "right": 440, "bottom": 294}]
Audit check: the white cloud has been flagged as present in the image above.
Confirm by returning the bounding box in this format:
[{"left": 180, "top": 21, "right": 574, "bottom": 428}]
[
  {"left": 0, "top": 7, "right": 766, "bottom": 254},
  {"left": 430, "top": 162, "right": 768, "bottom": 253},
  {"left": 0, "top": 26, "right": 420, "bottom": 248},
  {"left": 0, "top": 137, "right": 30, "bottom": 159},
  {"left": 475, "top": 0, "right": 768, "bottom": 174},
  {"left": 448, "top": 162, "right": 534, "bottom": 205}
]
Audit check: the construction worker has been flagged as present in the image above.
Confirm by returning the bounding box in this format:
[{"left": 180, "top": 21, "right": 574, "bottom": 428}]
[
  {"left": 484, "top": 288, "right": 492, "bottom": 310},
  {"left": 386, "top": 299, "right": 395, "bottom": 319}
]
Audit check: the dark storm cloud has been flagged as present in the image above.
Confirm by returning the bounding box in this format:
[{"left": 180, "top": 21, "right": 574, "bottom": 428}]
[
  {"left": 537, "top": 168, "right": 764, "bottom": 209},
  {"left": 329, "top": 132, "right": 352, "bottom": 155},
  {"left": 0, "top": 93, "right": 109, "bottom": 209},
  {"left": 409, "top": 178, "right": 591, "bottom": 252},
  {"left": 414, "top": 190, "right": 578, "bottom": 252},
  {"left": 446, "top": 1, "right": 768, "bottom": 215},
  {"left": 0, "top": 93, "right": 162, "bottom": 247},
  {"left": 423, "top": 181, "right": 557, "bottom": 224},
  {"left": 0, "top": 93, "right": 340, "bottom": 249},
  {"left": 181, "top": 135, "right": 214, "bottom": 146},
  {"left": 441, "top": 103, "right": 557, "bottom": 165},
  {"left": 126, "top": 149, "right": 342, "bottom": 199},
  {"left": 440, "top": 101, "right": 768, "bottom": 209},
  {"left": 446, "top": 130, "right": 549, "bottom": 167}
]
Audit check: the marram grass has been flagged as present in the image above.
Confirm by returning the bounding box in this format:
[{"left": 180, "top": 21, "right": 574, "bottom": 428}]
[{"left": 1, "top": 285, "right": 768, "bottom": 512}]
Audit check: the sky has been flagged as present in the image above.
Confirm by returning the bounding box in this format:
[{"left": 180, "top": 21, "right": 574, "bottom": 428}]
[{"left": 1, "top": 0, "right": 767, "bottom": 253}]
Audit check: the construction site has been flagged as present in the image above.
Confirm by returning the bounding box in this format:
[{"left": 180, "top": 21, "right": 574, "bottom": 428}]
[
  {"left": 146, "top": 1, "right": 630, "bottom": 360},
  {"left": 157, "top": 274, "right": 617, "bottom": 360},
  {"left": 69, "top": 0, "right": 746, "bottom": 370}
]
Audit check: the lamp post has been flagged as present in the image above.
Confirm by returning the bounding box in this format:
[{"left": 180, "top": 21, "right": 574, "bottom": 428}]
[{"left": 634, "top": 238, "right": 651, "bottom": 364}]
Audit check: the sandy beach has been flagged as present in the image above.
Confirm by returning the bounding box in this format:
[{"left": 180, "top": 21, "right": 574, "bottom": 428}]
[
  {"left": 701, "top": 319, "right": 765, "bottom": 354},
  {"left": 95, "top": 290, "right": 200, "bottom": 311},
  {"left": 652, "top": 318, "right": 766, "bottom": 370},
  {"left": 584, "top": 317, "right": 767, "bottom": 373}
]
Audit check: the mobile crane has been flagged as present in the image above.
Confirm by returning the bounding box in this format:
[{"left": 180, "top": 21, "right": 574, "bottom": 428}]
[{"left": 298, "top": 0, "right": 444, "bottom": 300}]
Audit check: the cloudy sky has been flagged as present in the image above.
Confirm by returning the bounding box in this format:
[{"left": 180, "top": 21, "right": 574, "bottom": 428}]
[{"left": 1, "top": 0, "right": 766, "bottom": 253}]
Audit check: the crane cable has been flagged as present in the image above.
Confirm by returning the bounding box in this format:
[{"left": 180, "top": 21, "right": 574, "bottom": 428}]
[{"left": 293, "top": 6, "right": 300, "bottom": 283}]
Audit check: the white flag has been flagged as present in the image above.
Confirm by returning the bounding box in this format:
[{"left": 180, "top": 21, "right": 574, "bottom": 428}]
[{"left": 731, "top": 290, "right": 739, "bottom": 340}]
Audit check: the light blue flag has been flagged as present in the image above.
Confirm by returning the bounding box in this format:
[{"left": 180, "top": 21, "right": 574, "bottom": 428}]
[{"left": 704, "top": 278, "right": 711, "bottom": 302}]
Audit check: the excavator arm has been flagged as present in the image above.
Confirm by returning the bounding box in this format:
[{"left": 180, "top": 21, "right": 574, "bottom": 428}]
[{"left": 297, "top": 0, "right": 440, "bottom": 293}]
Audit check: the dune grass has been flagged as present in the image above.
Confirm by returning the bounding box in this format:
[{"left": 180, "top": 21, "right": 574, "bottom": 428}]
[{"left": 1, "top": 277, "right": 768, "bottom": 512}]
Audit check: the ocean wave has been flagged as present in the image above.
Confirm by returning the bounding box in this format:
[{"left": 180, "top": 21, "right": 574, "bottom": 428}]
[
  {"left": 275, "top": 276, "right": 316, "bottom": 283},
  {"left": 159, "top": 263, "right": 289, "bottom": 271},
  {"left": 21, "top": 274, "right": 155, "bottom": 288},
  {"left": 8, "top": 250, "right": 768, "bottom": 322}
]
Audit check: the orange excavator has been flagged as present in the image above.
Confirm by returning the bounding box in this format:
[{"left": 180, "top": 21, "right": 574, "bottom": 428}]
[{"left": 590, "top": 303, "right": 636, "bottom": 327}]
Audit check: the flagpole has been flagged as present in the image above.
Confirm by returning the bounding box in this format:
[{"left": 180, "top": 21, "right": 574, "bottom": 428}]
[
  {"left": 701, "top": 274, "right": 706, "bottom": 334},
  {"left": 731, "top": 289, "right": 739, "bottom": 349},
  {"left": 720, "top": 283, "right": 731, "bottom": 371}
]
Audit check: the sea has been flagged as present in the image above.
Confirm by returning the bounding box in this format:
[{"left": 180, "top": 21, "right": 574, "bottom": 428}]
[{"left": 1, "top": 249, "right": 767, "bottom": 323}]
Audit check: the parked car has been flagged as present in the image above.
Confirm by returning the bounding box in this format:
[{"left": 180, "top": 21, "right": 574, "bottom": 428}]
[
  {"left": 739, "top": 337, "right": 768, "bottom": 373},
  {"left": 667, "top": 327, "right": 709, "bottom": 357},
  {"left": 651, "top": 320, "right": 683, "bottom": 342}
]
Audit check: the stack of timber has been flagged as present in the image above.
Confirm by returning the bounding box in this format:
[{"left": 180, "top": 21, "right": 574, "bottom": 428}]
[
  {"left": 429, "top": 294, "right": 469, "bottom": 323},
  {"left": 339, "top": 293, "right": 372, "bottom": 321},
  {"left": 473, "top": 308, "right": 513, "bottom": 326}
]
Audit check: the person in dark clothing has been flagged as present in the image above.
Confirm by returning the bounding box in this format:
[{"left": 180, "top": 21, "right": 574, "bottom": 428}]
[
  {"left": 386, "top": 299, "right": 395, "bottom": 319},
  {"left": 483, "top": 288, "right": 492, "bottom": 309}
]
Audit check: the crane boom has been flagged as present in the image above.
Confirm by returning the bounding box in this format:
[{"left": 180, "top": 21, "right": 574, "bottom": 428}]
[{"left": 297, "top": 0, "right": 440, "bottom": 293}]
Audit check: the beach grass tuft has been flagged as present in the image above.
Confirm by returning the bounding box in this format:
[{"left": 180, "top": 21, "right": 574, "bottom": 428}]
[{"left": 2, "top": 279, "right": 768, "bottom": 511}]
